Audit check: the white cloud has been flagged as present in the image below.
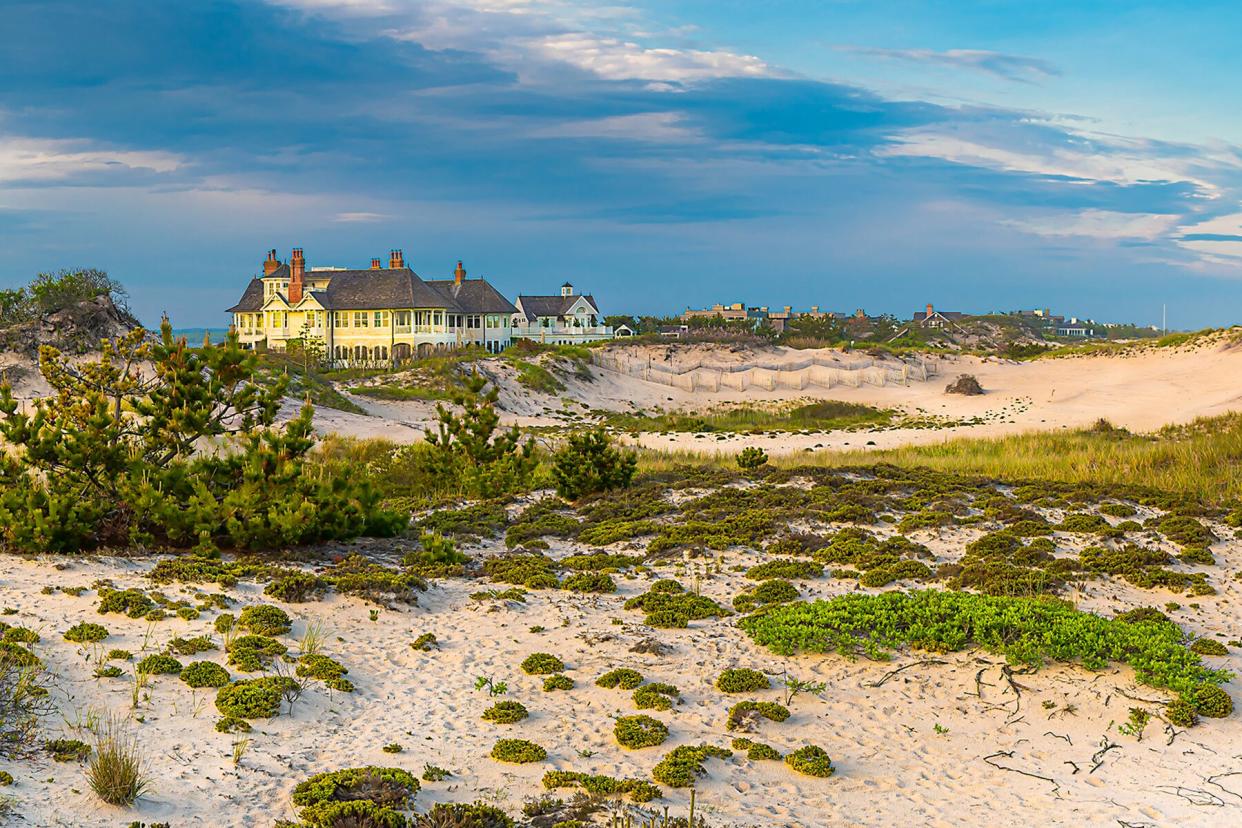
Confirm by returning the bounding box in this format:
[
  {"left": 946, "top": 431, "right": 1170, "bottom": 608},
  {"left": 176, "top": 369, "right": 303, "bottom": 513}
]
[
  {"left": 1003, "top": 209, "right": 1180, "bottom": 241},
  {"left": 876, "top": 129, "right": 1222, "bottom": 193},
  {"left": 0, "top": 137, "right": 184, "bottom": 183},
  {"left": 528, "top": 33, "right": 769, "bottom": 82}
]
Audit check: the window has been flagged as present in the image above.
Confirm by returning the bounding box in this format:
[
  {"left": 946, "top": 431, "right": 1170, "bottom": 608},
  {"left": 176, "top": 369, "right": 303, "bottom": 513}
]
[
  {"left": 354, "top": 312, "right": 368, "bottom": 328},
  {"left": 374, "top": 311, "right": 385, "bottom": 328}
]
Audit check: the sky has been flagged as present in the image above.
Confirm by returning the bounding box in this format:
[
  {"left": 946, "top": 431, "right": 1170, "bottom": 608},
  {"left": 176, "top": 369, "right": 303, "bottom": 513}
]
[{"left": 2, "top": 0, "right": 1242, "bottom": 328}]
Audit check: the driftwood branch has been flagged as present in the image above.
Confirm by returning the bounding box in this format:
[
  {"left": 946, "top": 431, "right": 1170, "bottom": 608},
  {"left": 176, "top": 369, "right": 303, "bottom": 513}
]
[
  {"left": 982, "top": 750, "right": 1058, "bottom": 790},
  {"left": 867, "top": 658, "right": 948, "bottom": 688}
]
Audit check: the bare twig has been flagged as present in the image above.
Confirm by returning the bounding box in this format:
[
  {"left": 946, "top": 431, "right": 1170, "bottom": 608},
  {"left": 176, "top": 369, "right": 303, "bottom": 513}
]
[
  {"left": 982, "top": 750, "right": 1059, "bottom": 791},
  {"left": 867, "top": 658, "right": 948, "bottom": 688}
]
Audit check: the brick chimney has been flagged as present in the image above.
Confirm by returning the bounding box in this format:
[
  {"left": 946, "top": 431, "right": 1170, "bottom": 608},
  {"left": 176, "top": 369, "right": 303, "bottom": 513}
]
[
  {"left": 289, "top": 248, "right": 305, "bottom": 304},
  {"left": 263, "top": 249, "right": 280, "bottom": 276},
  {"left": 926, "top": 303, "right": 934, "bottom": 319},
  {"left": 370, "top": 258, "right": 382, "bottom": 270},
  {"left": 454, "top": 260, "right": 466, "bottom": 285},
  {"left": 389, "top": 249, "right": 404, "bottom": 269}
]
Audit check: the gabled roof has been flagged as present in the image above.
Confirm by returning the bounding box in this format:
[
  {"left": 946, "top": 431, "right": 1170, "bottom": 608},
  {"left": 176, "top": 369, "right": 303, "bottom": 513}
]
[
  {"left": 426, "top": 279, "right": 517, "bottom": 314},
  {"left": 313, "top": 268, "right": 460, "bottom": 311},
  {"left": 516, "top": 293, "right": 599, "bottom": 322},
  {"left": 228, "top": 265, "right": 461, "bottom": 313},
  {"left": 227, "top": 278, "right": 265, "bottom": 313}
]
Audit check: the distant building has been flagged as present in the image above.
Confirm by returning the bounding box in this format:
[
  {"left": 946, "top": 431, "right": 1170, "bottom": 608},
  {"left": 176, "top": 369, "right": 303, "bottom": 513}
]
[
  {"left": 1055, "top": 318, "right": 1099, "bottom": 338},
  {"left": 682, "top": 302, "right": 752, "bottom": 322},
  {"left": 613, "top": 324, "right": 635, "bottom": 338},
  {"left": 1010, "top": 308, "right": 1066, "bottom": 326},
  {"left": 226, "top": 248, "right": 516, "bottom": 366},
  {"left": 913, "top": 303, "right": 966, "bottom": 329},
  {"left": 657, "top": 325, "right": 688, "bottom": 339},
  {"left": 511, "top": 282, "right": 613, "bottom": 345}
]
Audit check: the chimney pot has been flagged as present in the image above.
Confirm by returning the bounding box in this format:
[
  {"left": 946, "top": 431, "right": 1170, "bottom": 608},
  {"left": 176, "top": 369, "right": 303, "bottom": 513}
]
[
  {"left": 454, "top": 260, "right": 466, "bottom": 285},
  {"left": 371, "top": 258, "right": 382, "bottom": 269},
  {"left": 926, "top": 303, "right": 934, "bottom": 318},
  {"left": 389, "top": 249, "right": 404, "bottom": 269},
  {"left": 263, "top": 248, "right": 280, "bottom": 276}
]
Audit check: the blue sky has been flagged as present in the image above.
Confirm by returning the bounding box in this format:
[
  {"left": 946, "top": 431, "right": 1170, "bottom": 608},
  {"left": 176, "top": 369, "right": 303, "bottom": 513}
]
[{"left": 2, "top": 1, "right": 1241, "bottom": 328}]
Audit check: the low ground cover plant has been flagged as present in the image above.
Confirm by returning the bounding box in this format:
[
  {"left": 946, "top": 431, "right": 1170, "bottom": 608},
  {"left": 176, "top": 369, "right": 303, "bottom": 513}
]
[
  {"left": 740, "top": 591, "right": 1231, "bottom": 705},
  {"left": 614, "top": 714, "right": 669, "bottom": 749}
]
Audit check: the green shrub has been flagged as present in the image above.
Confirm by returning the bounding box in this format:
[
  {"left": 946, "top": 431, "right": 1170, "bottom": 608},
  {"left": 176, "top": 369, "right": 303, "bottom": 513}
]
[
  {"left": 214, "top": 612, "right": 235, "bottom": 633},
  {"left": 716, "top": 668, "right": 770, "bottom": 694},
  {"left": 482, "top": 701, "right": 529, "bottom": 724},
  {"left": 596, "top": 668, "right": 644, "bottom": 690},
  {"left": 633, "top": 683, "right": 679, "bottom": 711},
  {"left": 402, "top": 532, "right": 470, "bottom": 577},
  {"left": 551, "top": 429, "right": 637, "bottom": 501},
  {"left": 1186, "top": 685, "right": 1234, "bottom": 718},
  {"left": 731, "top": 737, "right": 781, "bottom": 760},
  {"left": 264, "top": 571, "right": 328, "bottom": 603},
  {"left": 226, "top": 634, "right": 287, "bottom": 672},
  {"left": 215, "top": 676, "right": 299, "bottom": 719},
  {"left": 521, "top": 653, "right": 564, "bottom": 675},
  {"left": 322, "top": 555, "right": 427, "bottom": 604},
  {"left": 86, "top": 717, "right": 149, "bottom": 806},
  {"left": 1100, "top": 503, "right": 1138, "bottom": 517},
  {"left": 624, "top": 588, "right": 729, "bottom": 625},
  {"left": 484, "top": 555, "right": 560, "bottom": 590},
  {"left": 136, "top": 654, "right": 182, "bottom": 675},
  {"left": 541, "top": 771, "right": 659, "bottom": 803},
  {"left": 97, "top": 588, "right": 154, "bottom": 618},
  {"left": 650, "top": 744, "right": 732, "bottom": 787},
  {"left": 645, "top": 610, "right": 688, "bottom": 628},
  {"left": 237, "top": 604, "right": 292, "bottom": 636},
  {"left": 560, "top": 572, "right": 616, "bottom": 593},
  {"left": 292, "top": 765, "right": 420, "bottom": 807},
  {"left": 1159, "top": 515, "right": 1216, "bottom": 548},
  {"left": 418, "top": 802, "right": 514, "bottom": 828},
  {"left": 167, "top": 635, "right": 215, "bottom": 655},
  {"left": 726, "top": 700, "right": 790, "bottom": 731},
  {"left": 737, "top": 447, "right": 769, "bottom": 472},
  {"left": 542, "top": 675, "right": 574, "bottom": 691},
  {"left": 297, "top": 799, "right": 407, "bottom": 828},
  {"left": 47, "top": 738, "right": 91, "bottom": 762},
  {"left": 295, "top": 654, "right": 345, "bottom": 679},
  {"left": 785, "top": 744, "right": 834, "bottom": 777},
  {"left": 64, "top": 622, "right": 108, "bottom": 643},
  {"left": 614, "top": 714, "right": 668, "bottom": 749},
  {"left": 411, "top": 633, "right": 438, "bottom": 652},
  {"left": 1191, "top": 639, "right": 1229, "bottom": 656},
  {"left": 745, "top": 559, "right": 823, "bottom": 581},
  {"left": 740, "top": 591, "right": 1230, "bottom": 700},
  {"left": 0, "top": 770, "right": 11, "bottom": 785},
  {"left": 181, "top": 661, "right": 230, "bottom": 688},
  {"left": 215, "top": 716, "right": 251, "bottom": 733},
  {"left": 1165, "top": 699, "right": 1199, "bottom": 728},
  {"left": 490, "top": 738, "right": 547, "bottom": 763}
]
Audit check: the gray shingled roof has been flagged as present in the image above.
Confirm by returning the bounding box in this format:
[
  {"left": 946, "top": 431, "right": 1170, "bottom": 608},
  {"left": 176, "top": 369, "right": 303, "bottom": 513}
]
[
  {"left": 226, "top": 278, "right": 266, "bottom": 313},
  {"left": 227, "top": 264, "right": 462, "bottom": 313},
  {"left": 517, "top": 293, "right": 599, "bottom": 322},
  {"left": 315, "top": 269, "right": 460, "bottom": 311},
  {"left": 426, "top": 278, "right": 517, "bottom": 314}
]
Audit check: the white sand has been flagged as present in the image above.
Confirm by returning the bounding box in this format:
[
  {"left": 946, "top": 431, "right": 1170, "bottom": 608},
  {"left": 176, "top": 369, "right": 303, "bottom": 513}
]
[
  {"left": 309, "top": 338, "right": 1242, "bottom": 456},
  {"left": 4, "top": 503, "right": 1240, "bottom": 827}
]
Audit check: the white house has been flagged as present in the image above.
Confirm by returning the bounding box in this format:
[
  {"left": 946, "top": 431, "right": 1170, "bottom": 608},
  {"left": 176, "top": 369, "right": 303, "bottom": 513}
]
[{"left": 512, "top": 282, "right": 613, "bottom": 344}]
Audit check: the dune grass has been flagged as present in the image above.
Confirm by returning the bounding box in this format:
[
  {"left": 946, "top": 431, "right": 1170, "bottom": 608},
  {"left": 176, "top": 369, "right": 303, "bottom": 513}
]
[
  {"left": 636, "top": 414, "right": 1242, "bottom": 503},
  {"left": 603, "top": 400, "right": 894, "bottom": 435}
]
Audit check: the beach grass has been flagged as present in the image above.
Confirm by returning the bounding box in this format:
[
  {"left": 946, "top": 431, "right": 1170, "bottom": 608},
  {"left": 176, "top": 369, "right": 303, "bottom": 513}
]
[{"left": 634, "top": 413, "right": 1242, "bottom": 503}]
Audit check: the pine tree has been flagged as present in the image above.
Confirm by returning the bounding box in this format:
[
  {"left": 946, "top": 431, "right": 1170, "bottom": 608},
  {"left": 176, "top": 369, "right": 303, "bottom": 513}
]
[{"left": 0, "top": 319, "right": 401, "bottom": 553}]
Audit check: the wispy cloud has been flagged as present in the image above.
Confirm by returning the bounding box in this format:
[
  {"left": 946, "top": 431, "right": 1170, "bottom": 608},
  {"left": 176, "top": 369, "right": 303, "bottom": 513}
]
[
  {"left": 843, "top": 46, "right": 1060, "bottom": 83},
  {"left": 333, "top": 211, "right": 389, "bottom": 222},
  {"left": 0, "top": 136, "right": 184, "bottom": 184}
]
